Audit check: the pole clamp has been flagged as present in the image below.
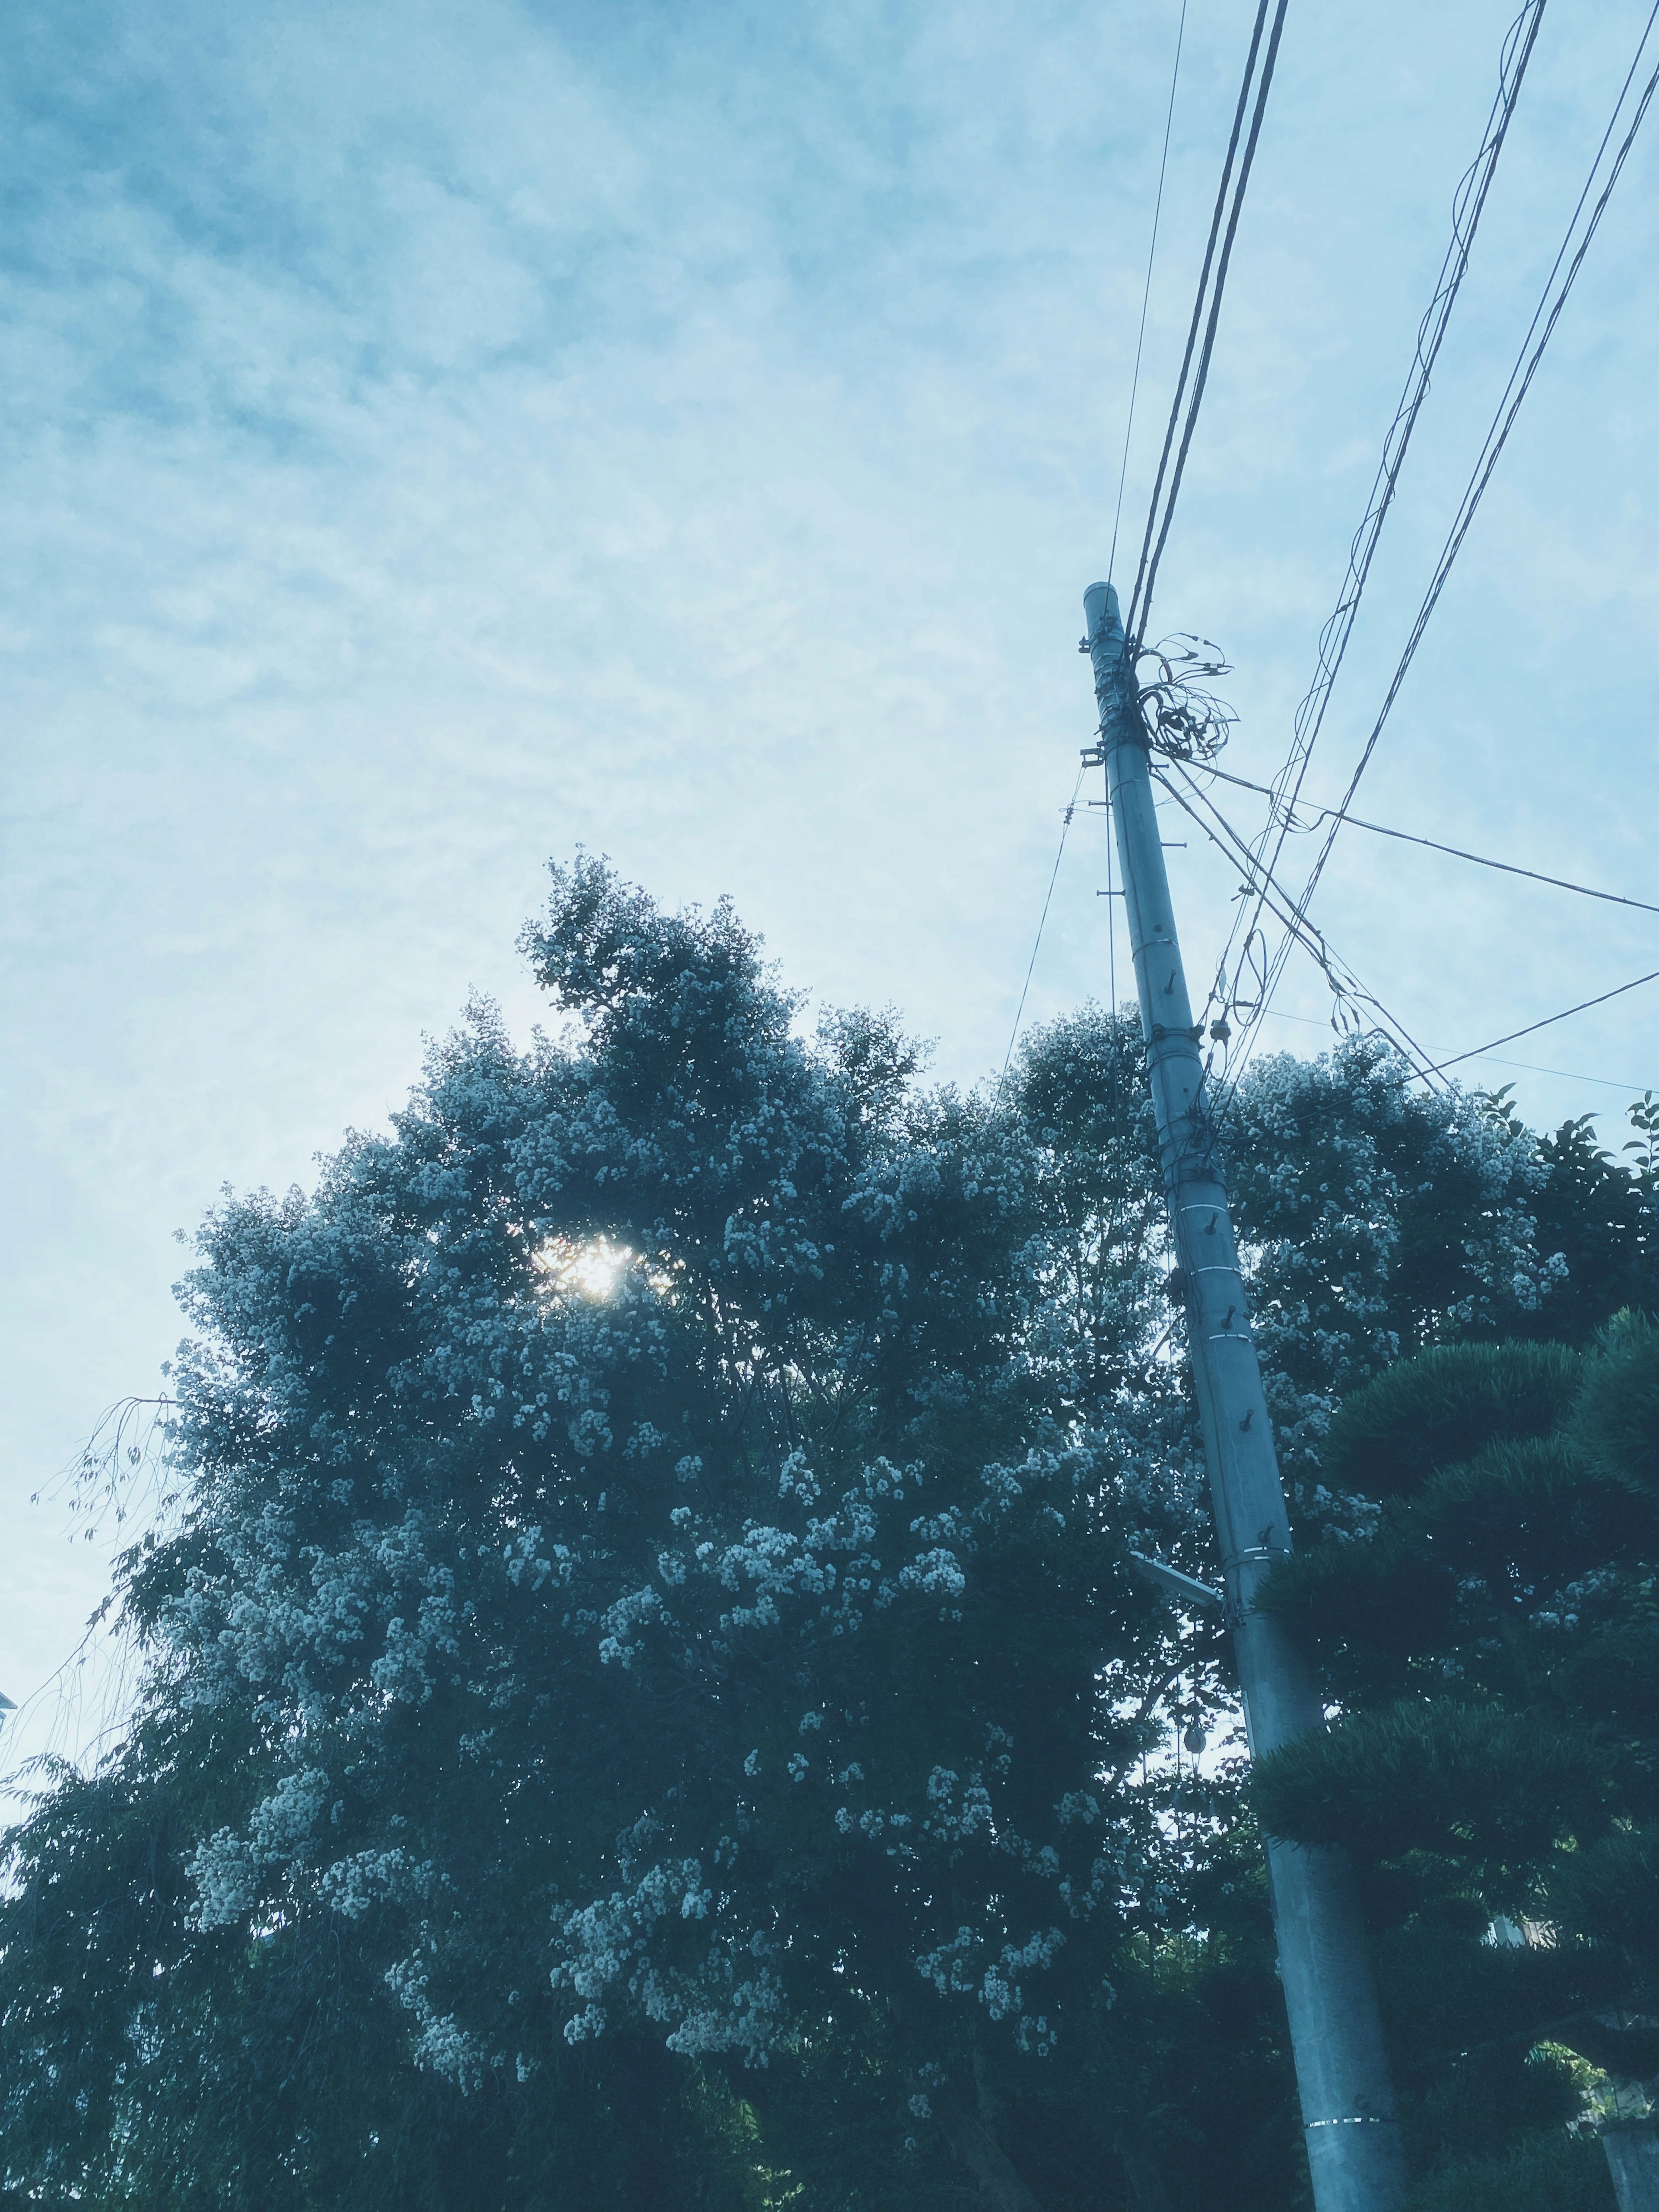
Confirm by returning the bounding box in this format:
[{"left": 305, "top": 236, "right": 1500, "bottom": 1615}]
[{"left": 1222, "top": 1544, "right": 1288, "bottom": 1574}]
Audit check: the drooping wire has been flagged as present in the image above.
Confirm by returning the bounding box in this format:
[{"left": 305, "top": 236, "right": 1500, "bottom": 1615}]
[
  {"left": 1190, "top": 757, "right": 1659, "bottom": 918},
  {"left": 1128, "top": 0, "right": 1291, "bottom": 647},
  {"left": 1156, "top": 767, "right": 1444, "bottom": 1086},
  {"left": 1002, "top": 763, "right": 1088, "bottom": 1085},
  {"left": 1293, "top": 8, "right": 1659, "bottom": 904},
  {"left": 1109, "top": 0, "right": 1190, "bottom": 587},
  {"left": 1205, "top": 0, "right": 1548, "bottom": 1036},
  {"left": 1154, "top": 766, "right": 1446, "bottom": 1087},
  {"left": 1225, "top": 0, "right": 1659, "bottom": 1101},
  {"left": 1169, "top": 757, "right": 1657, "bottom": 1108},
  {"left": 1124, "top": 0, "right": 1285, "bottom": 643}
]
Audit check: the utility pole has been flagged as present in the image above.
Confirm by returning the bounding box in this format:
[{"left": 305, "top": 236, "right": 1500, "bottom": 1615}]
[{"left": 1083, "top": 581, "right": 1407, "bottom": 2212}]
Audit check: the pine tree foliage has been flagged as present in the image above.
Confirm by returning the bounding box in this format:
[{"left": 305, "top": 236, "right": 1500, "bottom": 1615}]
[
  {"left": 1255, "top": 1301, "right": 1659, "bottom": 2206},
  {"left": 1405, "top": 2126, "right": 1614, "bottom": 2212},
  {"left": 1255, "top": 1698, "right": 1609, "bottom": 1867},
  {"left": 1317, "top": 1342, "right": 1584, "bottom": 1497}
]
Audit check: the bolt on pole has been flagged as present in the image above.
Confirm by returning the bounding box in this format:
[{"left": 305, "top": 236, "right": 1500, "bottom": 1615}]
[{"left": 1083, "top": 581, "right": 1407, "bottom": 2212}]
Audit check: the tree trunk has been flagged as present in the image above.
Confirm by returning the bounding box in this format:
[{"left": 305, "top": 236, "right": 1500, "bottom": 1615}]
[
  {"left": 1120, "top": 2145, "right": 1172, "bottom": 2212},
  {"left": 936, "top": 2051, "right": 1044, "bottom": 2212},
  {"left": 1604, "top": 2123, "right": 1659, "bottom": 2212}
]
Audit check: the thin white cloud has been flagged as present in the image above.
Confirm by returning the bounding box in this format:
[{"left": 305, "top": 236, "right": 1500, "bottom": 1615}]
[{"left": 2, "top": 0, "right": 1655, "bottom": 1749}]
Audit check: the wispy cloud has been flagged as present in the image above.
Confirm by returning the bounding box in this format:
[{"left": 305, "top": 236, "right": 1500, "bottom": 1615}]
[{"left": 2, "top": 0, "right": 1655, "bottom": 1739}]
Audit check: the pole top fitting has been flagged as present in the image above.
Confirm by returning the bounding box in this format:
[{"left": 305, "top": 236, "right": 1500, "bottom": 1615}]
[{"left": 1083, "top": 581, "right": 1125, "bottom": 654}]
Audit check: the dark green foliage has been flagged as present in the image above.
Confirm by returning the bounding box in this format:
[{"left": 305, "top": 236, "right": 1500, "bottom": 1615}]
[
  {"left": 1413, "top": 1437, "right": 1653, "bottom": 1573},
  {"left": 1262, "top": 1434, "right": 1659, "bottom": 1721},
  {"left": 1255, "top": 1310, "right": 1659, "bottom": 2200},
  {"left": 0, "top": 1723, "right": 755, "bottom": 2212},
  {"left": 1521, "top": 1090, "right": 1659, "bottom": 1341},
  {"left": 1570, "top": 1309, "right": 1659, "bottom": 1491},
  {"left": 1255, "top": 1700, "right": 1609, "bottom": 1866},
  {"left": 1319, "top": 1343, "right": 1584, "bottom": 1499},
  {"left": 1405, "top": 2126, "right": 1614, "bottom": 2212},
  {"left": 1550, "top": 1825, "right": 1659, "bottom": 1978},
  {"left": 1258, "top": 1527, "right": 1460, "bottom": 1691},
  {"left": 1373, "top": 1911, "right": 1621, "bottom": 2069},
  {"left": 1402, "top": 2042, "right": 1586, "bottom": 2178}
]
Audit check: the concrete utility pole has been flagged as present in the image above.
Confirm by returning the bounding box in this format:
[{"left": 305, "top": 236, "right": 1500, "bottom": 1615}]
[{"left": 1082, "top": 581, "right": 1407, "bottom": 2212}]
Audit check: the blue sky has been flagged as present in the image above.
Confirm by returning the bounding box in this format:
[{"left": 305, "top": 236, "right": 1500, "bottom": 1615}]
[{"left": 3, "top": 0, "right": 1656, "bottom": 1763}]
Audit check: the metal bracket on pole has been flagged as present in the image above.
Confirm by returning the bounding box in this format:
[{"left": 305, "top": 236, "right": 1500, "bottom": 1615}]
[{"left": 1128, "top": 1550, "right": 1225, "bottom": 1611}]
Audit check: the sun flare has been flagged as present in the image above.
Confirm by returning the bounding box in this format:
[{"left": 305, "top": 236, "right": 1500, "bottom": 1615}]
[{"left": 531, "top": 1235, "right": 632, "bottom": 1302}]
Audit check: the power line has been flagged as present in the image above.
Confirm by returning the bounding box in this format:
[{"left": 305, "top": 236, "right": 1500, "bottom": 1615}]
[
  {"left": 1206, "top": 0, "right": 1547, "bottom": 1032},
  {"left": 1153, "top": 765, "right": 1446, "bottom": 1087},
  {"left": 1424, "top": 966, "right": 1659, "bottom": 1078},
  {"left": 1252, "top": 1005, "right": 1653, "bottom": 1097},
  {"left": 1002, "top": 764, "right": 1087, "bottom": 1084},
  {"left": 1132, "top": 0, "right": 1290, "bottom": 643},
  {"left": 1109, "top": 0, "right": 1189, "bottom": 586},
  {"left": 1300, "top": 3, "right": 1659, "bottom": 897},
  {"left": 1189, "top": 758, "right": 1659, "bottom": 918},
  {"left": 1227, "top": 1, "right": 1659, "bottom": 1096},
  {"left": 1125, "top": 0, "right": 1290, "bottom": 644},
  {"left": 1125, "top": 0, "right": 1270, "bottom": 628},
  {"left": 1466, "top": 1055, "right": 1654, "bottom": 1093}
]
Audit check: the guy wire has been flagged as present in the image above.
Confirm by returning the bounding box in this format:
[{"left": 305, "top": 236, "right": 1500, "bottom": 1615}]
[{"left": 1002, "top": 763, "right": 1089, "bottom": 1086}]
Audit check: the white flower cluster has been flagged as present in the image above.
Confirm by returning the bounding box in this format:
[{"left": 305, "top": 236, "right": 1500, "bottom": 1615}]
[
  {"left": 549, "top": 1857, "right": 785, "bottom": 2064},
  {"left": 189, "top": 1767, "right": 330, "bottom": 1929}
]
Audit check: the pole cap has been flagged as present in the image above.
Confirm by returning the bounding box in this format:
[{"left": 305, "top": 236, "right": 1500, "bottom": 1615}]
[{"left": 1083, "top": 581, "right": 1123, "bottom": 646}]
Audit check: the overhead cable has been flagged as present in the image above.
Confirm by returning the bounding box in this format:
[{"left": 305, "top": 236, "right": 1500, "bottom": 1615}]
[
  {"left": 1125, "top": 0, "right": 1290, "bottom": 643},
  {"left": 1109, "top": 0, "right": 1190, "bottom": 585},
  {"left": 1230, "top": 0, "right": 1659, "bottom": 1094},
  {"left": 1001, "top": 764, "right": 1087, "bottom": 1084},
  {"left": 1255, "top": 1006, "right": 1653, "bottom": 1097},
  {"left": 1165, "top": 772, "right": 1447, "bottom": 1086},
  {"left": 1190, "top": 758, "right": 1659, "bottom": 918},
  {"left": 1150, "top": 772, "right": 1339, "bottom": 976},
  {"left": 1208, "top": 0, "right": 1548, "bottom": 1030},
  {"left": 1424, "top": 966, "right": 1659, "bottom": 1078},
  {"left": 1152, "top": 767, "right": 1446, "bottom": 1087},
  {"left": 1296, "top": 0, "right": 1659, "bottom": 906}
]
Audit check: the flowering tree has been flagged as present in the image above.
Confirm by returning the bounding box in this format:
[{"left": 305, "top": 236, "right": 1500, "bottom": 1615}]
[
  {"left": 3, "top": 862, "right": 1213, "bottom": 2209},
  {"left": 3, "top": 864, "right": 1647, "bottom": 2211}
]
